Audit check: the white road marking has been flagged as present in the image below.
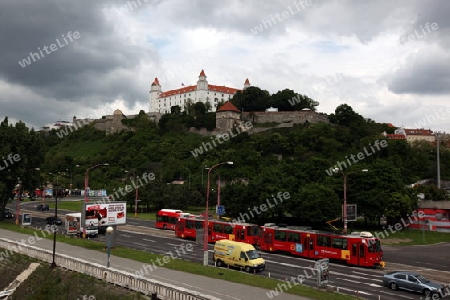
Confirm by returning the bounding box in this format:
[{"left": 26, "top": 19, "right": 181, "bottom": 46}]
[
  {"left": 142, "top": 238, "right": 156, "bottom": 242},
  {"left": 339, "top": 278, "right": 362, "bottom": 284}
]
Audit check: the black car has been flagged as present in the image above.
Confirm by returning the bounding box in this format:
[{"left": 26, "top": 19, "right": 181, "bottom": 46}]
[
  {"left": 36, "top": 204, "right": 49, "bottom": 211},
  {"left": 3, "top": 209, "right": 14, "bottom": 219},
  {"left": 45, "top": 216, "right": 62, "bottom": 225}
]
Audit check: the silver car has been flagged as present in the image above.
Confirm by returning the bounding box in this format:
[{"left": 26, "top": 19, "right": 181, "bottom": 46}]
[{"left": 383, "top": 271, "right": 444, "bottom": 298}]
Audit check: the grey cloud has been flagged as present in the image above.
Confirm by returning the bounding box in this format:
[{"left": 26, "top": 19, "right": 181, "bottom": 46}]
[{"left": 387, "top": 50, "right": 450, "bottom": 95}]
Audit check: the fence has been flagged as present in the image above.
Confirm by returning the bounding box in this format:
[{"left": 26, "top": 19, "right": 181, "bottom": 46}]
[{"left": 0, "top": 238, "right": 220, "bottom": 300}]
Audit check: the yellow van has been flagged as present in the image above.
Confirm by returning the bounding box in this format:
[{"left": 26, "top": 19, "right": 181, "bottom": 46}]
[{"left": 213, "top": 240, "right": 265, "bottom": 273}]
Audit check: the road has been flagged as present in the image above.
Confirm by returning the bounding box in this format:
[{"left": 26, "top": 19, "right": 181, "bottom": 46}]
[{"left": 10, "top": 200, "right": 450, "bottom": 300}]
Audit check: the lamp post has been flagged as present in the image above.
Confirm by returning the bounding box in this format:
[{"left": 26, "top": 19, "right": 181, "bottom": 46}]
[
  {"left": 51, "top": 183, "right": 59, "bottom": 268},
  {"left": 436, "top": 132, "right": 441, "bottom": 189},
  {"left": 206, "top": 168, "right": 222, "bottom": 220},
  {"left": 201, "top": 164, "right": 207, "bottom": 186},
  {"left": 106, "top": 226, "right": 114, "bottom": 268},
  {"left": 83, "top": 163, "right": 109, "bottom": 238},
  {"left": 203, "top": 161, "right": 233, "bottom": 266},
  {"left": 125, "top": 170, "right": 139, "bottom": 217},
  {"left": 185, "top": 167, "right": 191, "bottom": 190},
  {"left": 15, "top": 179, "right": 22, "bottom": 225},
  {"left": 333, "top": 168, "right": 368, "bottom": 234}
]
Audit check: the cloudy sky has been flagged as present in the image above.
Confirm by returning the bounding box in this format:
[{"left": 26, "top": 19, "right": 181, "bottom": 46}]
[{"left": 1, "top": 0, "right": 449, "bottom": 131}]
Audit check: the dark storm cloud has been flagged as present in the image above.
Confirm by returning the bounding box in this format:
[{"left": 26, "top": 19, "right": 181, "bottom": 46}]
[
  {"left": 387, "top": 51, "right": 450, "bottom": 95},
  {"left": 0, "top": 0, "right": 159, "bottom": 105}
]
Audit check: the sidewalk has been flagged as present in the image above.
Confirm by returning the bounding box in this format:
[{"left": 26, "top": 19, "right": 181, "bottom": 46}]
[{"left": 0, "top": 229, "right": 310, "bottom": 300}]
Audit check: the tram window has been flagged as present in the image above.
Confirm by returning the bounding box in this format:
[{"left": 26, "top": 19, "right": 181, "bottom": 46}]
[
  {"left": 213, "top": 223, "right": 223, "bottom": 233},
  {"left": 287, "top": 233, "right": 300, "bottom": 242},
  {"left": 274, "top": 230, "right": 287, "bottom": 241},
  {"left": 352, "top": 244, "right": 357, "bottom": 256},
  {"left": 224, "top": 225, "right": 233, "bottom": 234},
  {"left": 368, "top": 240, "right": 381, "bottom": 253},
  {"left": 248, "top": 226, "right": 260, "bottom": 236},
  {"left": 359, "top": 244, "right": 365, "bottom": 257},
  {"left": 186, "top": 220, "right": 193, "bottom": 229},
  {"left": 317, "top": 235, "right": 331, "bottom": 247},
  {"left": 332, "top": 238, "right": 342, "bottom": 249},
  {"left": 196, "top": 221, "right": 203, "bottom": 229}
]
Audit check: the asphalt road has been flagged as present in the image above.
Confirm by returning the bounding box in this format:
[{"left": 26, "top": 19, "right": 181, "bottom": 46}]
[{"left": 9, "top": 200, "right": 450, "bottom": 300}]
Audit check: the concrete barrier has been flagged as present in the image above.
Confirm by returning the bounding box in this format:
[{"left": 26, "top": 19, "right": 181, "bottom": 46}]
[{"left": 0, "top": 238, "right": 220, "bottom": 300}]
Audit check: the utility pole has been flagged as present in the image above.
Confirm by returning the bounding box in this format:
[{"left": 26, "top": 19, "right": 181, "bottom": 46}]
[{"left": 437, "top": 132, "right": 441, "bottom": 189}]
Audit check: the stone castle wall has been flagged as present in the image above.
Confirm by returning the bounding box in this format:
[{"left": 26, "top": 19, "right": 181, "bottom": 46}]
[{"left": 241, "top": 110, "right": 329, "bottom": 125}]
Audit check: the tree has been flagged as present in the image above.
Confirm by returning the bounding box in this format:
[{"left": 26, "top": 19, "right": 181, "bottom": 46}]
[
  {"left": 384, "top": 192, "right": 415, "bottom": 225},
  {"left": 292, "top": 183, "right": 340, "bottom": 225},
  {"left": 271, "top": 89, "right": 319, "bottom": 111},
  {"left": 329, "top": 104, "right": 365, "bottom": 127},
  {"left": 230, "top": 86, "right": 271, "bottom": 112},
  {"left": 0, "top": 118, "right": 46, "bottom": 220}
]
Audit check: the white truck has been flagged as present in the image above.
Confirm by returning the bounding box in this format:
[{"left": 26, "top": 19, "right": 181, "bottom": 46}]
[{"left": 65, "top": 213, "right": 98, "bottom": 237}]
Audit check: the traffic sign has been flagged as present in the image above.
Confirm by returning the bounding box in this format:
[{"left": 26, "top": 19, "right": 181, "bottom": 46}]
[{"left": 216, "top": 205, "right": 225, "bottom": 216}]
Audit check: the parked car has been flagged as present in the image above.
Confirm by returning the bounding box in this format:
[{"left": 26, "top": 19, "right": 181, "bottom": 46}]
[
  {"left": 3, "top": 209, "right": 14, "bottom": 219},
  {"left": 36, "top": 204, "right": 49, "bottom": 211},
  {"left": 45, "top": 216, "right": 62, "bottom": 225},
  {"left": 383, "top": 271, "right": 444, "bottom": 298}
]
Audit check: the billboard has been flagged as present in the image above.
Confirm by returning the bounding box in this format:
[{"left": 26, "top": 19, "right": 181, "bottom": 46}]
[
  {"left": 82, "top": 202, "right": 127, "bottom": 227},
  {"left": 346, "top": 204, "right": 357, "bottom": 222},
  {"left": 22, "top": 213, "right": 32, "bottom": 226}
]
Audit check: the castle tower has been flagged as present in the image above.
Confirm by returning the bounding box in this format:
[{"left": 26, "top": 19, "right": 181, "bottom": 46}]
[
  {"left": 196, "top": 69, "right": 208, "bottom": 90},
  {"left": 244, "top": 78, "right": 251, "bottom": 90},
  {"left": 216, "top": 101, "right": 241, "bottom": 132},
  {"left": 149, "top": 78, "right": 162, "bottom": 112}
]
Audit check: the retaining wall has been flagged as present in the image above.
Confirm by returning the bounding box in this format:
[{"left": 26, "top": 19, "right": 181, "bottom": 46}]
[{"left": 0, "top": 238, "right": 220, "bottom": 300}]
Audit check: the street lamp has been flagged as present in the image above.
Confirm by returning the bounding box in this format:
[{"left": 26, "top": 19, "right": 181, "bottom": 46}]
[
  {"left": 125, "top": 170, "right": 139, "bottom": 217},
  {"left": 83, "top": 163, "right": 109, "bottom": 238},
  {"left": 203, "top": 161, "right": 233, "bottom": 266},
  {"left": 106, "top": 226, "right": 114, "bottom": 268},
  {"left": 206, "top": 168, "right": 222, "bottom": 220},
  {"left": 185, "top": 167, "right": 191, "bottom": 190},
  {"left": 436, "top": 132, "right": 441, "bottom": 189},
  {"left": 51, "top": 183, "right": 59, "bottom": 268},
  {"left": 84, "top": 163, "right": 109, "bottom": 202},
  {"left": 15, "top": 179, "right": 22, "bottom": 225},
  {"left": 333, "top": 168, "right": 368, "bottom": 234}
]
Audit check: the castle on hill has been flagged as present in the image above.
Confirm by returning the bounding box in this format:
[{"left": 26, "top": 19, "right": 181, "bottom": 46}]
[{"left": 149, "top": 70, "right": 250, "bottom": 114}]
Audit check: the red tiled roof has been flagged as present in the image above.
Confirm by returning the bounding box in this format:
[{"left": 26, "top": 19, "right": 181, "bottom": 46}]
[
  {"left": 152, "top": 78, "right": 160, "bottom": 86},
  {"left": 208, "top": 84, "right": 240, "bottom": 94},
  {"left": 158, "top": 85, "right": 239, "bottom": 99},
  {"left": 404, "top": 129, "right": 434, "bottom": 136},
  {"left": 200, "top": 69, "right": 206, "bottom": 77},
  {"left": 217, "top": 101, "right": 240, "bottom": 113},
  {"left": 159, "top": 85, "right": 197, "bottom": 98},
  {"left": 386, "top": 134, "right": 406, "bottom": 140}
]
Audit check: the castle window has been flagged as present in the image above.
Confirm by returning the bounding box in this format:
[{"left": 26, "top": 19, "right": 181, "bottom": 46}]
[{"left": 222, "top": 94, "right": 224, "bottom": 97}]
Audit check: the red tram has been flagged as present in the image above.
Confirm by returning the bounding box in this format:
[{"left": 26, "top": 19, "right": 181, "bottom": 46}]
[
  {"left": 175, "top": 216, "right": 260, "bottom": 245},
  {"left": 259, "top": 225, "right": 384, "bottom": 267}
]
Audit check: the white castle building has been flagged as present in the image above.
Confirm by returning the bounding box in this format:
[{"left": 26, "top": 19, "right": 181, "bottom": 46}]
[{"left": 149, "top": 70, "right": 250, "bottom": 113}]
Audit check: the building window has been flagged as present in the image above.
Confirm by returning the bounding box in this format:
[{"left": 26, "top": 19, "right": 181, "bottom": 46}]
[{"left": 222, "top": 94, "right": 224, "bottom": 97}]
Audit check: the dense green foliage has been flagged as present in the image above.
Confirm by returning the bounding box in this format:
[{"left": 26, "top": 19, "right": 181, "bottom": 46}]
[{"left": 1, "top": 100, "right": 449, "bottom": 228}]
